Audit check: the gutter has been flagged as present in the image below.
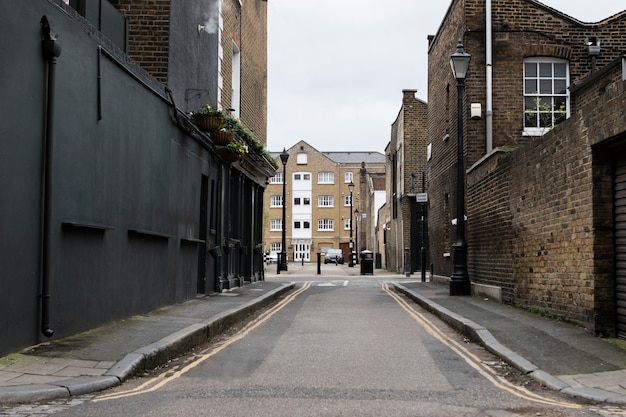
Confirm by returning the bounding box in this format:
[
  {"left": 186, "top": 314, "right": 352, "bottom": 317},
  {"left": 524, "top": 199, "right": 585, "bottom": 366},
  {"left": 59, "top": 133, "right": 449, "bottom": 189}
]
[
  {"left": 486, "top": 0, "right": 493, "bottom": 153},
  {"left": 40, "top": 15, "right": 61, "bottom": 338}
]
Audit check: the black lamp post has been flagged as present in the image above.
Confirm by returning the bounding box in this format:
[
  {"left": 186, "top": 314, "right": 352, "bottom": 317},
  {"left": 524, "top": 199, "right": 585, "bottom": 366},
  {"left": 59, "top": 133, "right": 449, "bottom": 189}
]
[
  {"left": 354, "top": 208, "right": 359, "bottom": 265},
  {"left": 278, "top": 148, "right": 289, "bottom": 273},
  {"left": 449, "top": 39, "right": 471, "bottom": 296},
  {"left": 348, "top": 181, "right": 355, "bottom": 267}
]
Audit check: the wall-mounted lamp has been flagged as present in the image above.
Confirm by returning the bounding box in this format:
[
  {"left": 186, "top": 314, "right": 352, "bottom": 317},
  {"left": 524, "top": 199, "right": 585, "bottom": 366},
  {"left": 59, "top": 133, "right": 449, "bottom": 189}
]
[
  {"left": 198, "top": 24, "right": 205, "bottom": 34},
  {"left": 586, "top": 37, "right": 601, "bottom": 73}
]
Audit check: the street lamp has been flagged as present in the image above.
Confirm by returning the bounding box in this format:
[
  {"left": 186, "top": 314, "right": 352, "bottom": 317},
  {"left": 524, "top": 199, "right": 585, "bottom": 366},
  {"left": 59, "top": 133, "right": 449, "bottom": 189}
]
[
  {"left": 348, "top": 181, "right": 355, "bottom": 267},
  {"left": 277, "top": 148, "right": 289, "bottom": 274},
  {"left": 354, "top": 208, "right": 359, "bottom": 265},
  {"left": 449, "top": 39, "right": 471, "bottom": 295}
]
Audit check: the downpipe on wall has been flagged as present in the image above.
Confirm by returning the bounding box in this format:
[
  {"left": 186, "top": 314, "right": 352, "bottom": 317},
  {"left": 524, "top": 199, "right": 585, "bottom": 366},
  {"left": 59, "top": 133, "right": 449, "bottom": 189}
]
[{"left": 39, "top": 16, "right": 61, "bottom": 339}]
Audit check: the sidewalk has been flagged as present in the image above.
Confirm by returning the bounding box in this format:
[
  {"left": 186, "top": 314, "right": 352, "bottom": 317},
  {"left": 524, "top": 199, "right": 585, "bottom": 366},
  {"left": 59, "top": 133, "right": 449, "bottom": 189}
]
[
  {"left": 395, "top": 280, "right": 626, "bottom": 405},
  {"left": 0, "top": 280, "right": 294, "bottom": 404}
]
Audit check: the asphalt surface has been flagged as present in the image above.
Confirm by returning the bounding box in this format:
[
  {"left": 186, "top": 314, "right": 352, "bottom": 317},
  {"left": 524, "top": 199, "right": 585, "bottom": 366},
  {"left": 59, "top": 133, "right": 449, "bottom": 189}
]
[{"left": 1, "top": 262, "right": 625, "bottom": 405}]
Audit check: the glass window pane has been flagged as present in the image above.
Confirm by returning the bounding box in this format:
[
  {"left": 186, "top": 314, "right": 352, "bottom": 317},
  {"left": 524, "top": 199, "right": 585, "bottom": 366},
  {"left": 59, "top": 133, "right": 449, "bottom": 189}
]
[
  {"left": 524, "top": 62, "right": 537, "bottom": 77},
  {"left": 525, "top": 112, "right": 538, "bottom": 127},
  {"left": 554, "top": 79, "right": 566, "bottom": 95},
  {"left": 554, "top": 96, "right": 566, "bottom": 114},
  {"left": 539, "top": 63, "right": 552, "bottom": 77},
  {"left": 538, "top": 96, "right": 551, "bottom": 108},
  {"left": 525, "top": 96, "right": 537, "bottom": 112},
  {"left": 554, "top": 63, "right": 566, "bottom": 78},
  {"left": 524, "top": 79, "right": 537, "bottom": 94},
  {"left": 539, "top": 79, "right": 552, "bottom": 94}
]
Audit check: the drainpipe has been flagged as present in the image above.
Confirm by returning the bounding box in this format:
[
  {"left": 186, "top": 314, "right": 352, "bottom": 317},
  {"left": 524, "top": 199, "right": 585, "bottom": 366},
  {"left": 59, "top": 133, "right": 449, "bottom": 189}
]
[
  {"left": 40, "top": 16, "right": 61, "bottom": 338},
  {"left": 486, "top": 0, "right": 493, "bottom": 153}
]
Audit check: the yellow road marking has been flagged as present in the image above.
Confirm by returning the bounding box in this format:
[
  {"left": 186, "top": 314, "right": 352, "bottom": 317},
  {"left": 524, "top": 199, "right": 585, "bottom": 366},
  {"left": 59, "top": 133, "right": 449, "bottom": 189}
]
[
  {"left": 94, "top": 282, "right": 312, "bottom": 402},
  {"left": 382, "top": 282, "right": 583, "bottom": 409}
]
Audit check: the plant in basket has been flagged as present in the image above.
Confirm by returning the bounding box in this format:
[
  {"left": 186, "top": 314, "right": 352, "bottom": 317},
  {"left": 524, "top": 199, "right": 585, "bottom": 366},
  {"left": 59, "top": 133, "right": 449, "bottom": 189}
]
[
  {"left": 190, "top": 105, "right": 223, "bottom": 132},
  {"left": 216, "top": 139, "right": 247, "bottom": 162}
]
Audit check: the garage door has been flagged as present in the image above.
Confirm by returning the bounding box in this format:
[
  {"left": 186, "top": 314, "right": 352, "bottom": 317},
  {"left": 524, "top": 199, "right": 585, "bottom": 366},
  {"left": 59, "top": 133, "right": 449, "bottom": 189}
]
[{"left": 615, "top": 159, "right": 626, "bottom": 338}]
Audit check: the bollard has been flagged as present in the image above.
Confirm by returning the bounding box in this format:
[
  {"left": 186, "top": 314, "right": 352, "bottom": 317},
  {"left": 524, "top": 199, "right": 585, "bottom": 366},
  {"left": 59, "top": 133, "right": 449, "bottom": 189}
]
[
  {"left": 317, "top": 252, "right": 321, "bottom": 275},
  {"left": 405, "top": 247, "right": 411, "bottom": 277}
]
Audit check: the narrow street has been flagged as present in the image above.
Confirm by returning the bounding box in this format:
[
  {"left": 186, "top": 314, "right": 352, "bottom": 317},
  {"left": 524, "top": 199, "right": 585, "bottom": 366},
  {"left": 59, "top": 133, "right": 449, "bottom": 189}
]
[{"left": 4, "top": 268, "right": 623, "bottom": 416}]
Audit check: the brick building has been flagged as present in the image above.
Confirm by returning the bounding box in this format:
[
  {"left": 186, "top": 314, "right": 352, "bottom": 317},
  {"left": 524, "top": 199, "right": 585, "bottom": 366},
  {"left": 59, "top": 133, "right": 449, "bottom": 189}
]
[
  {"left": 427, "top": 0, "right": 626, "bottom": 336},
  {"left": 111, "top": 0, "right": 267, "bottom": 140},
  {"left": 264, "top": 141, "right": 385, "bottom": 265},
  {"left": 384, "top": 90, "right": 429, "bottom": 273}
]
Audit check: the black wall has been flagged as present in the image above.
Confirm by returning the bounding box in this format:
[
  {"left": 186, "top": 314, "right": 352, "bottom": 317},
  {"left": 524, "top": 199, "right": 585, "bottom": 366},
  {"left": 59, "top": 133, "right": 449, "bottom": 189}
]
[{"left": 0, "top": 0, "right": 266, "bottom": 356}]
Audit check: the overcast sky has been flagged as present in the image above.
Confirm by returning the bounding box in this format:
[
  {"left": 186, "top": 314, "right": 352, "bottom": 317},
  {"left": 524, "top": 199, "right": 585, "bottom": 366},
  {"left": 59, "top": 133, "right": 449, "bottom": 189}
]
[{"left": 265, "top": 1, "right": 624, "bottom": 154}]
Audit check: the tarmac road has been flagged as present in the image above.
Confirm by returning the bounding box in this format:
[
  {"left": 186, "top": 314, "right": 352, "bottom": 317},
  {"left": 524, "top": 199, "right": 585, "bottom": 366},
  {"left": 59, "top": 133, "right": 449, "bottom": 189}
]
[{"left": 19, "top": 277, "right": 616, "bottom": 417}]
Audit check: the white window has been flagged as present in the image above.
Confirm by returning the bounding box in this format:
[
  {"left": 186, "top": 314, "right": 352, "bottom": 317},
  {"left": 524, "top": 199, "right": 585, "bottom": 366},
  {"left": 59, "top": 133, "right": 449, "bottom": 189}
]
[
  {"left": 345, "top": 172, "right": 353, "bottom": 183},
  {"left": 297, "top": 153, "right": 308, "bottom": 164},
  {"left": 271, "top": 172, "right": 284, "bottom": 183},
  {"left": 344, "top": 195, "right": 352, "bottom": 206},
  {"left": 294, "top": 221, "right": 301, "bottom": 229},
  {"left": 270, "top": 195, "right": 283, "bottom": 207},
  {"left": 270, "top": 219, "right": 282, "bottom": 231},
  {"left": 231, "top": 42, "right": 241, "bottom": 119},
  {"left": 270, "top": 242, "right": 282, "bottom": 252},
  {"left": 318, "top": 219, "right": 334, "bottom": 231},
  {"left": 303, "top": 221, "right": 310, "bottom": 229},
  {"left": 318, "top": 195, "right": 334, "bottom": 207},
  {"left": 318, "top": 172, "right": 334, "bottom": 184},
  {"left": 294, "top": 172, "right": 311, "bottom": 181},
  {"left": 303, "top": 197, "right": 311, "bottom": 205},
  {"left": 523, "top": 58, "right": 569, "bottom": 136},
  {"left": 294, "top": 197, "right": 301, "bottom": 205}
]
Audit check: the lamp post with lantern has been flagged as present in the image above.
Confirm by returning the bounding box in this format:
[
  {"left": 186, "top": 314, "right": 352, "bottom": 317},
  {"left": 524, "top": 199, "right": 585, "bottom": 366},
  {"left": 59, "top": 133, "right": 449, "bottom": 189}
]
[
  {"left": 277, "top": 148, "right": 289, "bottom": 274},
  {"left": 449, "top": 39, "right": 471, "bottom": 295},
  {"left": 348, "top": 181, "right": 355, "bottom": 267}
]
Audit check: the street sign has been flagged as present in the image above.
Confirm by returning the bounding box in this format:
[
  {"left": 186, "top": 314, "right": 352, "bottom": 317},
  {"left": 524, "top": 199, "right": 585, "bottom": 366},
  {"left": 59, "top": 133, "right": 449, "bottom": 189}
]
[{"left": 416, "top": 193, "right": 428, "bottom": 203}]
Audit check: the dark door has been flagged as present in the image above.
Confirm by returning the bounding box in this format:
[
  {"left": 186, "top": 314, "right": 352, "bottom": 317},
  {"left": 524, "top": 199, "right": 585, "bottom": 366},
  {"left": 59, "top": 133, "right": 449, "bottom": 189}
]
[{"left": 615, "top": 158, "right": 626, "bottom": 338}]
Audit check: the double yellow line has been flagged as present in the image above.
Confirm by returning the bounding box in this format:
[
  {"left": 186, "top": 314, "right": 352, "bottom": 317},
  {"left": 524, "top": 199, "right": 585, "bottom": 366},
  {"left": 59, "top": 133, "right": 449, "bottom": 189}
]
[
  {"left": 95, "top": 282, "right": 312, "bottom": 402},
  {"left": 382, "top": 282, "right": 582, "bottom": 409}
]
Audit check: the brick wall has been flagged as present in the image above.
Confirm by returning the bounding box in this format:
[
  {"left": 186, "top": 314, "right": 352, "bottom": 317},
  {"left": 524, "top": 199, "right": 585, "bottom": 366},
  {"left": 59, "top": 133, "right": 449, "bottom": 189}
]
[
  {"left": 428, "top": 0, "right": 626, "bottom": 332},
  {"left": 110, "top": 0, "right": 171, "bottom": 83},
  {"left": 263, "top": 142, "right": 385, "bottom": 261},
  {"left": 467, "top": 60, "right": 625, "bottom": 333},
  {"left": 240, "top": 0, "right": 267, "bottom": 144},
  {"left": 385, "top": 90, "right": 428, "bottom": 272}
]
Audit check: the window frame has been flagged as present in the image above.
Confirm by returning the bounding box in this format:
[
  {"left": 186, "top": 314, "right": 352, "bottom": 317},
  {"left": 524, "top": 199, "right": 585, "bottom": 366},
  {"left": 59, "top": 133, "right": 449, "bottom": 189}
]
[
  {"left": 318, "top": 171, "right": 334, "bottom": 184},
  {"left": 318, "top": 195, "right": 334, "bottom": 207},
  {"left": 270, "top": 195, "right": 283, "bottom": 207},
  {"left": 270, "top": 219, "right": 283, "bottom": 231},
  {"left": 523, "top": 57, "right": 570, "bottom": 136},
  {"left": 317, "top": 219, "right": 334, "bottom": 231},
  {"left": 271, "top": 172, "right": 284, "bottom": 183}
]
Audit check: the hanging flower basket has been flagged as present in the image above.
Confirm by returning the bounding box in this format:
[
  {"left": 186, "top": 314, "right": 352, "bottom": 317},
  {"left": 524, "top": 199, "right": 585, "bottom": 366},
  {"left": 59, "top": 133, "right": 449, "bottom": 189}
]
[
  {"left": 217, "top": 148, "right": 243, "bottom": 163},
  {"left": 193, "top": 114, "right": 221, "bottom": 133},
  {"left": 216, "top": 140, "right": 246, "bottom": 163},
  {"left": 211, "top": 129, "right": 235, "bottom": 146}
]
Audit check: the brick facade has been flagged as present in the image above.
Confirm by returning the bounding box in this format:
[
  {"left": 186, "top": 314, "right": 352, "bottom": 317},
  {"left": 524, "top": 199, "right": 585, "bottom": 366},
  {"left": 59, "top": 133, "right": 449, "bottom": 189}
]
[
  {"left": 110, "top": 0, "right": 171, "bottom": 83},
  {"left": 264, "top": 141, "right": 385, "bottom": 264},
  {"left": 385, "top": 90, "right": 429, "bottom": 273},
  {"left": 112, "top": 0, "right": 267, "bottom": 145},
  {"left": 427, "top": 0, "right": 626, "bottom": 333}
]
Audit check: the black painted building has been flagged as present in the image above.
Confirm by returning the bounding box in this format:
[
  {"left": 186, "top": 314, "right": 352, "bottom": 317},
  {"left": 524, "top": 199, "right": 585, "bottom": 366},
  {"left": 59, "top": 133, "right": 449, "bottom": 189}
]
[{"left": 0, "top": 0, "right": 274, "bottom": 356}]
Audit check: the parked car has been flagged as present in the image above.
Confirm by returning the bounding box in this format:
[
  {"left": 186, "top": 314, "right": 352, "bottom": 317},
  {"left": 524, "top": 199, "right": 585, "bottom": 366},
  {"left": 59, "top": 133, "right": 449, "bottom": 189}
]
[
  {"left": 266, "top": 251, "right": 287, "bottom": 265},
  {"left": 324, "top": 248, "right": 344, "bottom": 264},
  {"left": 266, "top": 251, "right": 278, "bottom": 264}
]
